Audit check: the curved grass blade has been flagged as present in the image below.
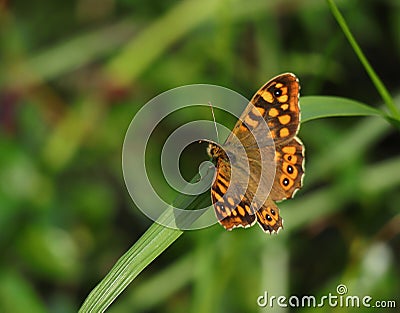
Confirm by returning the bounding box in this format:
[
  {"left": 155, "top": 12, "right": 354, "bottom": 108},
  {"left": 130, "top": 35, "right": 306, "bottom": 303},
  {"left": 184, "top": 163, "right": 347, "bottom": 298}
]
[
  {"left": 326, "top": 0, "right": 400, "bottom": 120},
  {"left": 79, "top": 177, "right": 210, "bottom": 313},
  {"left": 300, "top": 96, "right": 383, "bottom": 123}
]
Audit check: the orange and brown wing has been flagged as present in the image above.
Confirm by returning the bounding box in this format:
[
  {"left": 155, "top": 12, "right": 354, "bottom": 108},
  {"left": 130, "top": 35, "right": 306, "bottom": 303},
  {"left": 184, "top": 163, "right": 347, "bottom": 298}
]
[
  {"left": 250, "top": 73, "right": 300, "bottom": 144},
  {"left": 210, "top": 73, "right": 303, "bottom": 233},
  {"left": 256, "top": 198, "right": 283, "bottom": 233},
  {"left": 211, "top": 155, "right": 257, "bottom": 230},
  {"left": 227, "top": 73, "right": 300, "bottom": 148},
  {"left": 210, "top": 145, "right": 281, "bottom": 233},
  {"left": 252, "top": 75, "right": 304, "bottom": 202},
  {"left": 270, "top": 137, "right": 305, "bottom": 201},
  {"left": 244, "top": 73, "right": 304, "bottom": 201}
]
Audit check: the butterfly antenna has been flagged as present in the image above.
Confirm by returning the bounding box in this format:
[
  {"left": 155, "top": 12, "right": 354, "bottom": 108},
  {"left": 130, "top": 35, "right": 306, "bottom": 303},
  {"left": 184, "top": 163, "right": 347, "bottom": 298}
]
[{"left": 208, "top": 101, "right": 220, "bottom": 142}]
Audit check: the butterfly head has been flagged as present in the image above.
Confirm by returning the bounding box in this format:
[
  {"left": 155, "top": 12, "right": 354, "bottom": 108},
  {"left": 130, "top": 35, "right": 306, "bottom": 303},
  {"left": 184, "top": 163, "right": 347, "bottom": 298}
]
[{"left": 207, "top": 142, "right": 224, "bottom": 161}]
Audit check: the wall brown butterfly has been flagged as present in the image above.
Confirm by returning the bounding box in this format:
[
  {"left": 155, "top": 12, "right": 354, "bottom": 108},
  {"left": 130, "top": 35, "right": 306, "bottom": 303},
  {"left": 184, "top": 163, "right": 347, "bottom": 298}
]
[{"left": 207, "top": 73, "right": 305, "bottom": 233}]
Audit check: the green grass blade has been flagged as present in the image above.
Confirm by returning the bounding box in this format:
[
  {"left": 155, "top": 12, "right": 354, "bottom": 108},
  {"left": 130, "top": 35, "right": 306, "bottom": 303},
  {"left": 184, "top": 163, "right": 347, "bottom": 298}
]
[
  {"left": 79, "top": 96, "right": 386, "bottom": 311},
  {"left": 79, "top": 186, "right": 209, "bottom": 312},
  {"left": 106, "top": 0, "right": 219, "bottom": 85},
  {"left": 79, "top": 222, "right": 183, "bottom": 313},
  {"left": 300, "top": 96, "right": 383, "bottom": 123},
  {"left": 108, "top": 254, "right": 194, "bottom": 312},
  {"left": 2, "top": 20, "right": 136, "bottom": 89},
  {"left": 326, "top": 0, "right": 400, "bottom": 120}
]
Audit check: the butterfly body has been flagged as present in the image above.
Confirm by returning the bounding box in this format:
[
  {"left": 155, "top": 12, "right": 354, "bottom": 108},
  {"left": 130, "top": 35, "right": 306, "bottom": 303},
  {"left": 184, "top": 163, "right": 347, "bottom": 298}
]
[{"left": 208, "top": 73, "right": 305, "bottom": 233}]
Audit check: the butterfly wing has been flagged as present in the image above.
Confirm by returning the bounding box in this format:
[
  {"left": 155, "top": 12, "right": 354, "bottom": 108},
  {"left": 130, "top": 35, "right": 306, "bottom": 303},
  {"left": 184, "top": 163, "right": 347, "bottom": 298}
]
[
  {"left": 211, "top": 153, "right": 257, "bottom": 230},
  {"left": 271, "top": 137, "right": 305, "bottom": 201},
  {"left": 241, "top": 72, "right": 305, "bottom": 201},
  {"left": 226, "top": 73, "right": 300, "bottom": 148},
  {"left": 251, "top": 73, "right": 305, "bottom": 201},
  {"left": 210, "top": 73, "right": 304, "bottom": 233},
  {"left": 210, "top": 141, "right": 276, "bottom": 232},
  {"left": 251, "top": 73, "right": 300, "bottom": 144},
  {"left": 255, "top": 198, "right": 283, "bottom": 233}
]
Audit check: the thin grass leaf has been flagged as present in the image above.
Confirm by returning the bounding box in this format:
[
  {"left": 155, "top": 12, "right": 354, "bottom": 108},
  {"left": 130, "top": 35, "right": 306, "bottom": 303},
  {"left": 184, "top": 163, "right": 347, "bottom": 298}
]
[
  {"left": 79, "top": 98, "right": 386, "bottom": 312},
  {"left": 79, "top": 183, "right": 209, "bottom": 313},
  {"left": 106, "top": 0, "right": 219, "bottom": 85},
  {"left": 2, "top": 20, "right": 136, "bottom": 89},
  {"left": 79, "top": 222, "right": 182, "bottom": 312},
  {"left": 326, "top": 0, "right": 400, "bottom": 120},
  {"left": 108, "top": 254, "right": 195, "bottom": 313},
  {"left": 301, "top": 96, "right": 383, "bottom": 123}
]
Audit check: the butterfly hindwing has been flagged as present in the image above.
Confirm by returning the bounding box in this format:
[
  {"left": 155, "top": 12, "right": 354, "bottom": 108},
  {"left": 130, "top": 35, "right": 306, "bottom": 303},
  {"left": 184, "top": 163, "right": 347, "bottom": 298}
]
[
  {"left": 270, "top": 137, "right": 305, "bottom": 201},
  {"left": 210, "top": 155, "right": 257, "bottom": 230},
  {"left": 256, "top": 198, "right": 283, "bottom": 233}
]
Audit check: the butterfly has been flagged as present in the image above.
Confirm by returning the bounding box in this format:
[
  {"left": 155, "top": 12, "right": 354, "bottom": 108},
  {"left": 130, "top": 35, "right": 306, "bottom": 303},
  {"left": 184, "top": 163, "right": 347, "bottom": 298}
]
[{"left": 207, "top": 73, "right": 305, "bottom": 233}]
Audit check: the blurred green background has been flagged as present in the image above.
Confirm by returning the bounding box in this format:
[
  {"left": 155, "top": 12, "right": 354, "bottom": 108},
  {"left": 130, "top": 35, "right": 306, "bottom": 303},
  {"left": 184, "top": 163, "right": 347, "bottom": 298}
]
[{"left": 0, "top": 0, "right": 399, "bottom": 312}]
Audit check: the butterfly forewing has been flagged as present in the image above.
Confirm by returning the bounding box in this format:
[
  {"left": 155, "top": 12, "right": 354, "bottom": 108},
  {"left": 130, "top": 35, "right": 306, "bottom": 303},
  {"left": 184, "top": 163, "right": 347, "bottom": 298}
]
[{"left": 251, "top": 73, "right": 300, "bottom": 144}]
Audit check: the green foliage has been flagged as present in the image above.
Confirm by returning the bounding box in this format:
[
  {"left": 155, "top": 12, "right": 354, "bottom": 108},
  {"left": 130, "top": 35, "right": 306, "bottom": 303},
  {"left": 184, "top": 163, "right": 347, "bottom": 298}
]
[{"left": 0, "top": 0, "right": 399, "bottom": 312}]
